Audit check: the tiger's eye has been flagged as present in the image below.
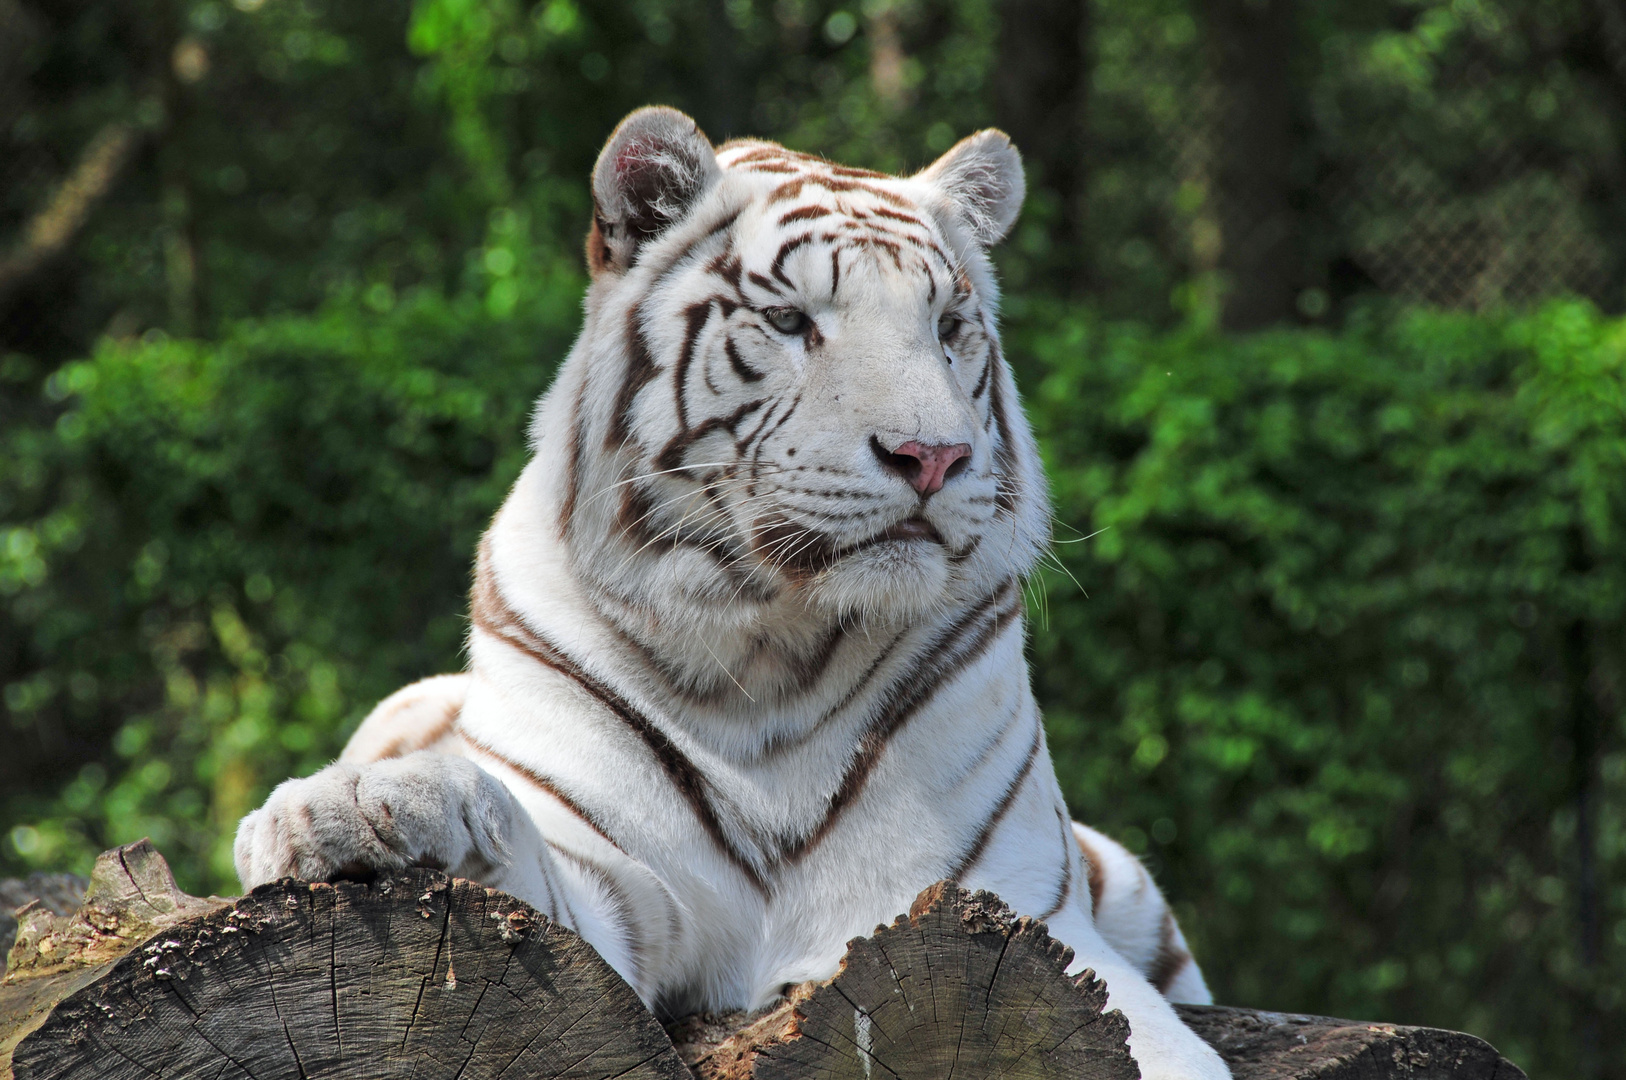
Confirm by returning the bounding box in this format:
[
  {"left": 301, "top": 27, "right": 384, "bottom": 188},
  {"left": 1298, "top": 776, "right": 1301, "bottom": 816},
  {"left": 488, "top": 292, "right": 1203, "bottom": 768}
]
[
  {"left": 937, "top": 313, "right": 961, "bottom": 340},
  {"left": 765, "top": 308, "right": 811, "bottom": 335}
]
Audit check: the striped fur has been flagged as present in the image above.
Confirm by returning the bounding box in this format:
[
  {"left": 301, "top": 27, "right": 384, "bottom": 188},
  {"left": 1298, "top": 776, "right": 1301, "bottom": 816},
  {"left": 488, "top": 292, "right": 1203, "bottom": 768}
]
[{"left": 235, "top": 108, "right": 1226, "bottom": 1080}]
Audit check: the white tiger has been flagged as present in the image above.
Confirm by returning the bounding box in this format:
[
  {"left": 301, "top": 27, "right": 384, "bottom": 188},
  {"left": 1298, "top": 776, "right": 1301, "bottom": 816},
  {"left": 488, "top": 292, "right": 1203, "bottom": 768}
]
[{"left": 233, "top": 106, "right": 1230, "bottom": 1079}]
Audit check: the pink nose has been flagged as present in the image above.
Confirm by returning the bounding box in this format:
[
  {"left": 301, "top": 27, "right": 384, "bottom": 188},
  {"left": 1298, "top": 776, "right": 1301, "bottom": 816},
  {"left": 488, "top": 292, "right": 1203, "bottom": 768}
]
[{"left": 872, "top": 437, "right": 973, "bottom": 495}]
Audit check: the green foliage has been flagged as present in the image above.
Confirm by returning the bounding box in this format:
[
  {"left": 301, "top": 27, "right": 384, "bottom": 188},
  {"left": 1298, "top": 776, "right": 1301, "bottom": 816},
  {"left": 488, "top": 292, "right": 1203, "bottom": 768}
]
[
  {"left": 1018, "top": 299, "right": 1625, "bottom": 1077},
  {"left": 1, "top": 265, "right": 582, "bottom": 886}
]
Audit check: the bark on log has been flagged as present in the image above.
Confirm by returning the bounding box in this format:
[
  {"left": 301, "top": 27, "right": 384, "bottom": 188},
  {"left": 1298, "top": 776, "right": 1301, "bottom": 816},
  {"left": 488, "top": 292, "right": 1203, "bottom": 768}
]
[{"left": 3, "top": 846, "right": 1527, "bottom": 1080}]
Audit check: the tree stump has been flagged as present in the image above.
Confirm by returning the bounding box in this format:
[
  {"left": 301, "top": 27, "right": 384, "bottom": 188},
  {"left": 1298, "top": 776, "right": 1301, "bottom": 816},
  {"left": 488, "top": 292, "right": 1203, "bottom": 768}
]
[
  {"left": 3, "top": 844, "right": 1527, "bottom": 1080},
  {"left": 666, "top": 881, "right": 1138, "bottom": 1080}
]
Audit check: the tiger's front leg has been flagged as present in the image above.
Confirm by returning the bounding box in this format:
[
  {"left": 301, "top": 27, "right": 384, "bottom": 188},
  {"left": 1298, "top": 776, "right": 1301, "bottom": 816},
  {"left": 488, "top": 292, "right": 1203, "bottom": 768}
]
[
  {"left": 233, "top": 751, "right": 521, "bottom": 888},
  {"left": 1041, "top": 906, "right": 1232, "bottom": 1080}
]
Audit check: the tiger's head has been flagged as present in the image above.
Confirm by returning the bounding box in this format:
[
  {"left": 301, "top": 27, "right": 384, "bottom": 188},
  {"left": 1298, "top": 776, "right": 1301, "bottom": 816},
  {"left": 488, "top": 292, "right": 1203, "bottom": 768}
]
[{"left": 546, "top": 106, "right": 1047, "bottom": 637}]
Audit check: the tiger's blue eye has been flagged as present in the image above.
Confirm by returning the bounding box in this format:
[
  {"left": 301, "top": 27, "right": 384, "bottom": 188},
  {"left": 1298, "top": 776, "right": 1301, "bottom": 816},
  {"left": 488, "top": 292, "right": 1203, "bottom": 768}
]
[
  {"left": 765, "top": 308, "right": 811, "bottom": 335},
  {"left": 937, "top": 313, "right": 961, "bottom": 340}
]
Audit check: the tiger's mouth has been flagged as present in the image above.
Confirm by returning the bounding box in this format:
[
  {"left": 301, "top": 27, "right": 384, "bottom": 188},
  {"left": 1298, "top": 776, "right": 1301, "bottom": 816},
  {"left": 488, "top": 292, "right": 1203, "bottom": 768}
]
[
  {"left": 858, "top": 516, "right": 944, "bottom": 549},
  {"left": 751, "top": 515, "right": 947, "bottom": 580}
]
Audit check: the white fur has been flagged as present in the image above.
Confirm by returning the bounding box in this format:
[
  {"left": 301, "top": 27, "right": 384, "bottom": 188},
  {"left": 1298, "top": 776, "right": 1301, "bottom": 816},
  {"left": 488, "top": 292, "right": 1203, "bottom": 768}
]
[{"left": 235, "top": 109, "right": 1228, "bottom": 1080}]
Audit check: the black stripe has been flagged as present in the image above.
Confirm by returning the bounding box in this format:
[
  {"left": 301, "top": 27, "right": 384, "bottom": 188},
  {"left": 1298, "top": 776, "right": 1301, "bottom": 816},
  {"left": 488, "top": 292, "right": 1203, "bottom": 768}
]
[
  {"left": 457, "top": 733, "right": 624, "bottom": 852},
  {"left": 655, "top": 397, "right": 769, "bottom": 472},
  {"left": 559, "top": 377, "right": 590, "bottom": 537},
  {"left": 1039, "top": 807, "right": 1075, "bottom": 920},
  {"left": 608, "top": 304, "right": 660, "bottom": 449},
  {"left": 782, "top": 582, "right": 1021, "bottom": 863},
  {"left": 948, "top": 719, "right": 1044, "bottom": 881},
  {"left": 725, "top": 335, "right": 764, "bottom": 383},
  {"left": 673, "top": 300, "right": 717, "bottom": 432},
  {"left": 971, "top": 350, "right": 992, "bottom": 400},
  {"left": 758, "top": 630, "right": 905, "bottom": 759},
  {"left": 470, "top": 543, "right": 769, "bottom": 896},
  {"left": 987, "top": 339, "right": 1019, "bottom": 513}
]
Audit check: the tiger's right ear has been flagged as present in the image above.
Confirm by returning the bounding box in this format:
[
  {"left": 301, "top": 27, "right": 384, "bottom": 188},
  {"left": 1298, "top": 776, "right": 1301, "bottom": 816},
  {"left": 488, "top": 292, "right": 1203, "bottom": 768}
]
[{"left": 588, "top": 106, "right": 721, "bottom": 275}]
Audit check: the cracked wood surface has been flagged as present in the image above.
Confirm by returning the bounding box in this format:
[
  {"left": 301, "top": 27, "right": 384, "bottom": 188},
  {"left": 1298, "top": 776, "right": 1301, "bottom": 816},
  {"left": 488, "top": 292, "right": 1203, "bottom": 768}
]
[
  {"left": 6, "top": 854, "right": 686, "bottom": 1080},
  {"left": 667, "top": 881, "right": 1140, "bottom": 1080},
  {"left": 3, "top": 848, "right": 1528, "bottom": 1080},
  {"left": 1171, "top": 1005, "right": 1528, "bottom": 1080}
]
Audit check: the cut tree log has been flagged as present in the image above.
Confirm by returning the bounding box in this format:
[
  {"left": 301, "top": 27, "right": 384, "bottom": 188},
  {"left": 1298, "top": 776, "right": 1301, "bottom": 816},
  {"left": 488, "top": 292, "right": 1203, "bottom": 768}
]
[
  {"left": 666, "top": 881, "right": 1139, "bottom": 1080},
  {"left": 3, "top": 843, "right": 686, "bottom": 1080},
  {"left": 2, "top": 843, "right": 1527, "bottom": 1080}
]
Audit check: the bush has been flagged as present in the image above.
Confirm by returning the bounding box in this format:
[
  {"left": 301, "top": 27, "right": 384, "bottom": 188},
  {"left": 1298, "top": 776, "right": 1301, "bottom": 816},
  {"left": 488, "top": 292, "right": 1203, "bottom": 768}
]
[
  {"left": 1018, "top": 300, "right": 1624, "bottom": 1078},
  {"left": 3, "top": 295, "right": 1621, "bottom": 1079},
  {"left": 1, "top": 272, "right": 581, "bottom": 888}
]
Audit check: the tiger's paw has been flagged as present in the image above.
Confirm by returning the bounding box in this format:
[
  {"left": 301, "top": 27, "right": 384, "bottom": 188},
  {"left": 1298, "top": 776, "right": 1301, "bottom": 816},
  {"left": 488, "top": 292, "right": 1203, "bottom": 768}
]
[{"left": 233, "top": 751, "right": 518, "bottom": 890}]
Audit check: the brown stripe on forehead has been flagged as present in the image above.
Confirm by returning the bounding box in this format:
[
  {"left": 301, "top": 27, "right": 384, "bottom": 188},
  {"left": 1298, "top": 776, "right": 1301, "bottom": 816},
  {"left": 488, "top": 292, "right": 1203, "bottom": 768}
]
[
  {"left": 779, "top": 204, "right": 832, "bottom": 225},
  {"left": 771, "top": 233, "right": 814, "bottom": 288},
  {"left": 769, "top": 175, "right": 912, "bottom": 208},
  {"left": 869, "top": 206, "right": 925, "bottom": 227},
  {"left": 728, "top": 146, "right": 802, "bottom": 166},
  {"left": 826, "top": 163, "right": 889, "bottom": 179},
  {"left": 704, "top": 238, "right": 745, "bottom": 288}
]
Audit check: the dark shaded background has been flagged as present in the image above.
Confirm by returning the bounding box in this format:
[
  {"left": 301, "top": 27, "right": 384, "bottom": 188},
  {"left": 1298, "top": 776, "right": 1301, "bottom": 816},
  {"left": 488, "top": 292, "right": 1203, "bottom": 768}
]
[{"left": 2, "top": 2, "right": 1623, "bottom": 1077}]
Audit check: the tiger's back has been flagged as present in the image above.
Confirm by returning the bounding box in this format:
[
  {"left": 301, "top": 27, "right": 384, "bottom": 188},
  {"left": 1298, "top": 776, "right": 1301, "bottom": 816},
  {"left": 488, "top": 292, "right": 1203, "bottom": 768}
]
[{"left": 237, "top": 107, "right": 1228, "bottom": 1079}]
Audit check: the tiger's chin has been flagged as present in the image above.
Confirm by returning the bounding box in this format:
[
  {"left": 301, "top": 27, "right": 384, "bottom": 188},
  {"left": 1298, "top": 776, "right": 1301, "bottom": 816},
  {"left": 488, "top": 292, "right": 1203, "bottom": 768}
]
[{"left": 805, "top": 539, "right": 956, "bottom": 621}]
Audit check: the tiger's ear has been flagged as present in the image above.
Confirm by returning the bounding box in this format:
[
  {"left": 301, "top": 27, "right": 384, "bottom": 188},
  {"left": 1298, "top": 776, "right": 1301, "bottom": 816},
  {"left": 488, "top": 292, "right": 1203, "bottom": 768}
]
[
  {"left": 588, "top": 106, "right": 721, "bottom": 275},
  {"left": 914, "top": 130, "right": 1025, "bottom": 247}
]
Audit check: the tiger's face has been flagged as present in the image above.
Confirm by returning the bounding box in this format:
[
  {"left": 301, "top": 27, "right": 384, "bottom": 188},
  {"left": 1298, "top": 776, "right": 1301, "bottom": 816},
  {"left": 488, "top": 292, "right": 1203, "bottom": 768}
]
[{"left": 560, "top": 109, "right": 1047, "bottom": 629}]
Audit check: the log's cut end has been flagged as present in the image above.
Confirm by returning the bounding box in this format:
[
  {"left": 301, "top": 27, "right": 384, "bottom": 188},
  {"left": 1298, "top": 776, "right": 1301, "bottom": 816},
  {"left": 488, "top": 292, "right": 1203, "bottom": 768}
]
[
  {"left": 6, "top": 865, "right": 689, "bottom": 1080},
  {"left": 667, "top": 880, "right": 1139, "bottom": 1080},
  {"left": 1172, "top": 1004, "right": 1530, "bottom": 1080}
]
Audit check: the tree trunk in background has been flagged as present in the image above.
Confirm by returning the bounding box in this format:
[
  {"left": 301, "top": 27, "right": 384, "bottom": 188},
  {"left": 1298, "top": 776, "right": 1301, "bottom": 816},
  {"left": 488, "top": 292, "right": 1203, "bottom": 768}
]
[
  {"left": 996, "top": 0, "right": 1090, "bottom": 294},
  {"left": 1198, "top": 0, "right": 1300, "bottom": 331}
]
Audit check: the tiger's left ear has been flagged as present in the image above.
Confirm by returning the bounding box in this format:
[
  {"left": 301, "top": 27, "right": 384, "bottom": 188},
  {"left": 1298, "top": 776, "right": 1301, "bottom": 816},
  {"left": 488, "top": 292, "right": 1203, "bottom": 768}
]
[
  {"left": 914, "top": 130, "right": 1026, "bottom": 247},
  {"left": 589, "top": 106, "right": 721, "bottom": 275}
]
